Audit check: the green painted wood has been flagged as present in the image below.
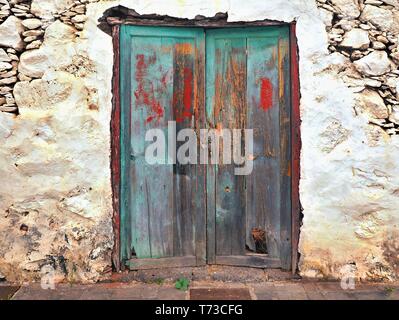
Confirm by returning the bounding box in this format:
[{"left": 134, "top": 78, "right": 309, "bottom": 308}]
[
  {"left": 205, "top": 32, "right": 216, "bottom": 264},
  {"left": 205, "top": 26, "right": 291, "bottom": 266},
  {"left": 170, "top": 37, "right": 196, "bottom": 258},
  {"left": 120, "top": 25, "right": 206, "bottom": 266},
  {"left": 130, "top": 35, "right": 173, "bottom": 258},
  {"left": 278, "top": 32, "right": 292, "bottom": 270},
  {"left": 192, "top": 35, "right": 207, "bottom": 266},
  {"left": 212, "top": 35, "right": 247, "bottom": 256},
  {"left": 246, "top": 34, "right": 281, "bottom": 259},
  {"left": 120, "top": 26, "right": 132, "bottom": 263},
  {"left": 121, "top": 25, "right": 291, "bottom": 269}
]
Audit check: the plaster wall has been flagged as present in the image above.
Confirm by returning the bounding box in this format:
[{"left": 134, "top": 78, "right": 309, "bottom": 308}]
[{"left": 0, "top": 0, "right": 398, "bottom": 282}]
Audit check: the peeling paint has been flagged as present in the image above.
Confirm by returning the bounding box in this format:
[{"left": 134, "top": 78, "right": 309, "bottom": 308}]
[{"left": 0, "top": 0, "right": 398, "bottom": 283}]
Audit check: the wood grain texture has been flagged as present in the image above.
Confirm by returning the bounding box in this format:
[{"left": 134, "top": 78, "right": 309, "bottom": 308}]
[
  {"left": 120, "top": 25, "right": 132, "bottom": 264},
  {"left": 193, "top": 35, "right": 207, "bottom": 266},
  {"left": 206, "top": 27, "right": 292, "bottom": 267},
  {"left": 211, "top": 34, "right": 247, "bottom": 256},
  {"left": 104, "top": 11, "right": 283, "bottom": 29},
  {"left": 108, "top": 19, "right": 284, "bottom": 28},
  {"left": 171, "top": 39, "right": 196, "bottom": 258},
  {"left": 111, "top": 25, "right": 121, "bottom": 271},
  {"left": 290, "top": 23, "right": 301, "bottom": 274},
  {"left": 130, "top": 35, "right": 174, "bottom": 258},
  {"left": 127, "top": 256, "right": 197, "bottom": 270},
  {"left": 246, "top": 33, "right": 281, "bottom": 258},
  {"left": 278, "top": 31, "right": 292, "bottom": 270},
  {"left": 215, "top": 255, "right": 281, "bottom": 268},
  {"left": 120, "top": 26, "right": 206, "bottom": 268},
  {"left": 117, "top": 25, "right": 297, "bottom": 271},
  {"left": 205, "top": 31, "right": 216, "bottom": 264}
]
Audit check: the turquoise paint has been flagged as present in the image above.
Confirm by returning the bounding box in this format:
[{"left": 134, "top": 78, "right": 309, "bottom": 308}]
[
  {"left": 120, "top": 25, "right": 291, "bottom": 267},
  {"left": 120, "top": 25, "right": 205, "bottom": 262},
  {"left": 205, "top": 26, "right": 291, "bottom": 260}
]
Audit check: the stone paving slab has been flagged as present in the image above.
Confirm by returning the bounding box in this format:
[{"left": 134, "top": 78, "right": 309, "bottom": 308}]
[
  {"left": 158, "top": 287, "right": 188, "bottom": 300},
  {"left": 0, "top": 285, "right": 20, "bottom": 300},
  {"left": 190, "top": 288, "right": 252, "bottom": 300},
  {"left": 301, "top": 282, "right": 324, "bottom": 300},
  {"left": 274, "top": 283, "right": 309, "bottom": 300},
  {"left": 7, "top": 281, "right": 399, "bottom": 300},
  {"left": 352, "top": 291, "right": 391, "bottom": 300},
  {"left": 252, "top": 283, "right": 277, "bottom": 300}
]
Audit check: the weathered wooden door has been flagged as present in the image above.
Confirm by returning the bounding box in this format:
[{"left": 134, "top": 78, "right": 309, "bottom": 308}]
[
  {"left": 120, "top": 26, "right": 206, "bottom": 269},
  {"left": 205, "top": 27, "right": 292, "bottom": 269},
  {"left": 120, "top": 25, "right": 292, "bottom": 270}
]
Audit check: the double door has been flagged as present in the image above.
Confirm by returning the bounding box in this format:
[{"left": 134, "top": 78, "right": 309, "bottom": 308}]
[{"left": 120, "top": 25, "right": 292, "bottom": 270}]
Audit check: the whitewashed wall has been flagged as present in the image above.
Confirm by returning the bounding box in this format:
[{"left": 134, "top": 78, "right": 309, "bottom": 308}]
[{"left": 0, "top": 0, "right": 398, "bottom": 283}]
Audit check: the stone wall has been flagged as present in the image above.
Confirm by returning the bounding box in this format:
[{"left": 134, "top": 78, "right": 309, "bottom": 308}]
[
  {"left": 0, "top": 0, "right": 113, "bottom": 283},
  {"left": 0, "top": 0, "right": 95, "bottom": 114},
  {"left": 317, "top": 0, "right": 399, "bottom": 134},
  {"left": 0, "top": 0, "right": 398, "bottom": 283}
]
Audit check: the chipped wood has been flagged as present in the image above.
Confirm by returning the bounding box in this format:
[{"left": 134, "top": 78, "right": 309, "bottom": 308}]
[
  {"left": 111, "top": 25, "right": 121, "bottom": 271},
  {"left": 114, "top": 23, "right": 300, "bottom": 272},
  {"left": 290, "top": 23, "right": 302, "bottom": 274}
]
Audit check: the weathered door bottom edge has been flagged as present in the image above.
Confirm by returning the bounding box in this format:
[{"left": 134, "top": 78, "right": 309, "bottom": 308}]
[
  {"left": 125, "top": 256, "right": 281, "bottom": 270},
  {"left": 126, "top": 256, "right": 200, "bottom": 270},
  {"left": 214, "top": 256, "right": 281, "bottom": 269}
]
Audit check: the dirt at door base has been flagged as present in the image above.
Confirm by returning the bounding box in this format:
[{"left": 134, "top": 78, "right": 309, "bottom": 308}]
[{"left": 108, "top": 265, "right": 296, "bottom": 284}]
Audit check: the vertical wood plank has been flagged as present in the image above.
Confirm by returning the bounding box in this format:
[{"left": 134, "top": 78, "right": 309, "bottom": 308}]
[
  {"left": 290, "top": 23, "right": 301, "bottom": 274},
  {"left": 216, "top": 38, "right": 247, "bottom": 256},
  {"left": 129, "top": 36, "right": 154, "bottom": 258},
  {"left": 121, "top": 26, "right": 206, "bottom": 266},
  {"left": 170, "top": 38, "right": 196, "bottom": 257},
  {"left": 130, "top": 35, "right": 174, "bottom": 258},
  {"left": 205, "top": 31, "right": 216, "bottom": 264},
  {"left": 206, "top": 32, "right": 247, "bottom": 257},
  {"left": 278, "top": 29, "right": 292, "bottom": 270},
  {"left": 193, "top": 32, "right": 207, "bottom": 265},
  {"left": 120, "top": 25, "right": 294, "bottom": 270},
  {"left": 120, "top": 25, "right": 132, "bottom": 263},
  {"left": 206, "top": 26, "right": 291, "bottom": 267},
  {"left": 246, "top": 35, "right": 281, "bottom": 258},
  {"left": 111, "top": 25, "right": 121, "bottom": 270}
]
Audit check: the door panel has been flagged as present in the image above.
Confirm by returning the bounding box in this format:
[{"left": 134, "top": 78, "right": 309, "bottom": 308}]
[
  {"left": 246, "top": 36, "right": 281, "bottom": 259},
  {"left": 120, "top": 26, "right": 206, "bottom": 268},
  {"left": 120, "top": 25, "right": 291, "bottom": 270},
  {"left": 130, "top": 35, "right": 174, "bottom": 259},
  {"left": 213, "top": 37, "right": 247, "bottom": 257},
  {"left": 205, "top": 27, "right": 291, "bottom": 269}
]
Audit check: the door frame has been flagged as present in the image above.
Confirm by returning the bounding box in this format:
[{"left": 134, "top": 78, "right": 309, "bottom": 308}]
[{"left": 110, "top": 20, "right": 301, "bottom": 273}]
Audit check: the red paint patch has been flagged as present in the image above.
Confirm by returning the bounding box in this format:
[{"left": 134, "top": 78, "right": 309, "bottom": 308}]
[
  {"left": 135, "top": 54, "right": 147, "bottom": 80},
  {"left": 182, "top": 67, "right": 193, "bottom": 120},
  {"left": 260, "top": 78, "right": 273, "bottom": 111},
  {"left": 134, "top": 54, "right": 165, "bottom": 124},
  {"left": 145, "top": 91, "right": 164, "bottom": 124},
  {"left": 174, "top": 67, "right": 193, "bottom": 123}
]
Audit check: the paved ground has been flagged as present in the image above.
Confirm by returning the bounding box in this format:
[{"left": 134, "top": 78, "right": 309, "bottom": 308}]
[{"left": 1, "top": 280, "right": 399, "bottom": 300}]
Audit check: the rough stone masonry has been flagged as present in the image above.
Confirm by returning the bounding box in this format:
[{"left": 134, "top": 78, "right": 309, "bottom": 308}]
[{"left": 0, "top": 0, "right": 398, "bottom": 283}]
